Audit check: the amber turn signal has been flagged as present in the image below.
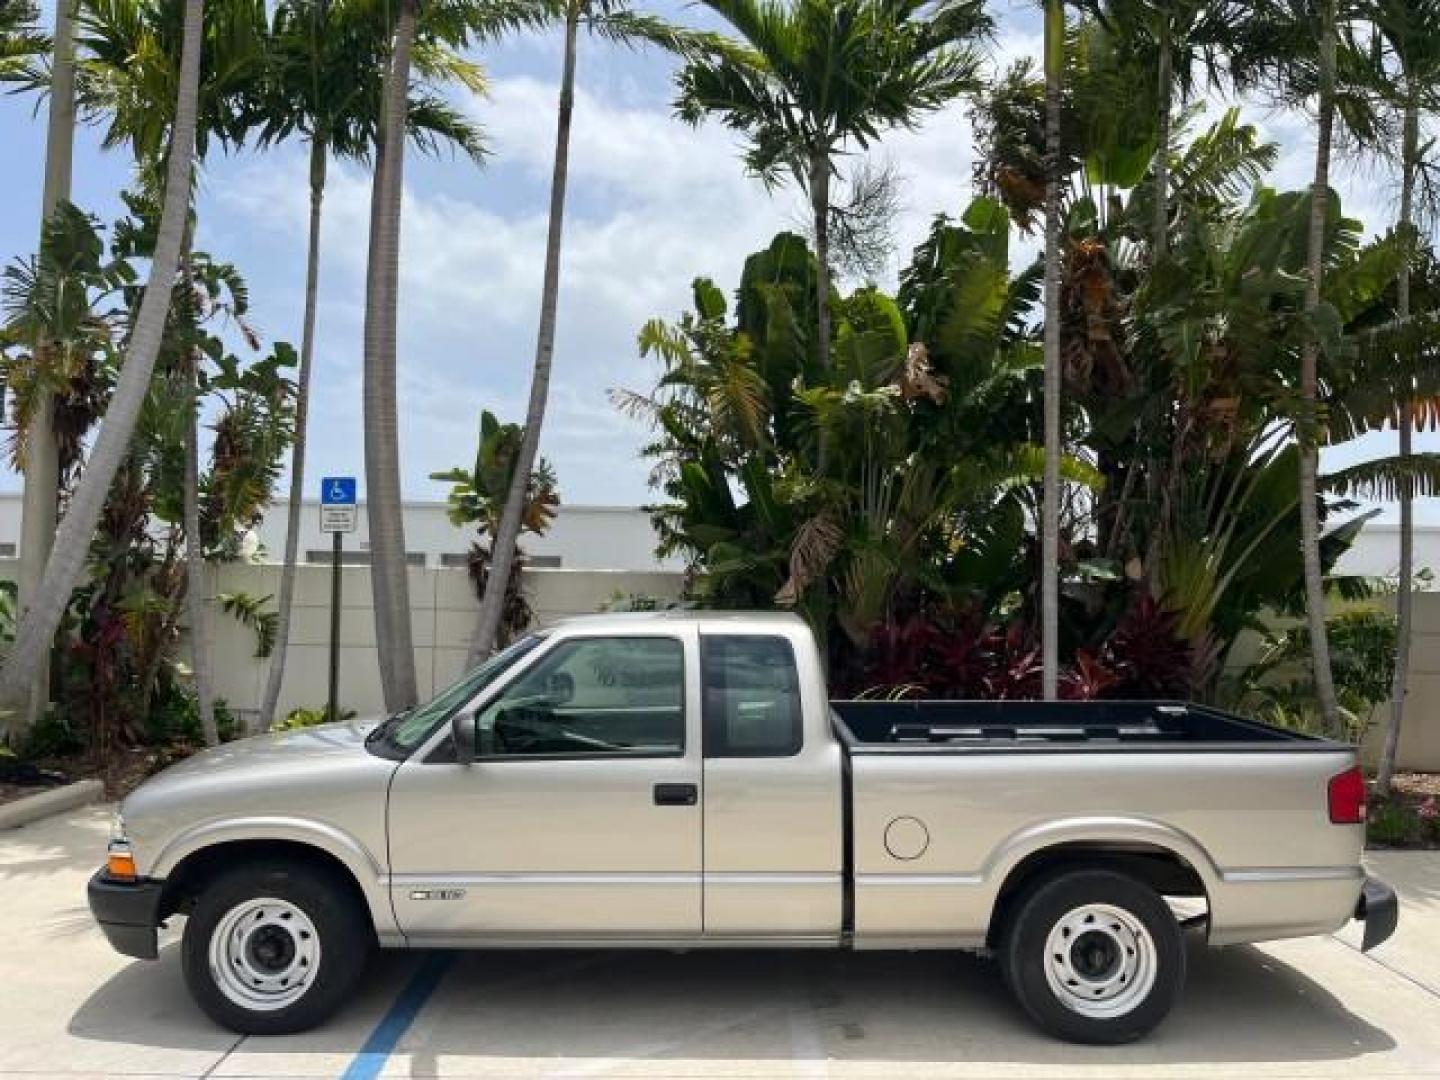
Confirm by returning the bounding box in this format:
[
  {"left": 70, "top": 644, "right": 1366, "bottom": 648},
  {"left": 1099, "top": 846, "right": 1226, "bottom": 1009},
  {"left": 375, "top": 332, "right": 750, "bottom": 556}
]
[{"left": 106, "top": 846, "right": 137, "bottom": 881}]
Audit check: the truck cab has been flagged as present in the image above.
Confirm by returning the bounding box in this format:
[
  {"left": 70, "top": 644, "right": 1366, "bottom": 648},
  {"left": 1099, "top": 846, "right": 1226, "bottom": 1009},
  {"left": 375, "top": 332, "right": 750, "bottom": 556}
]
[{"left": 382, "top": 613, "right": 844, "bottom": 944}]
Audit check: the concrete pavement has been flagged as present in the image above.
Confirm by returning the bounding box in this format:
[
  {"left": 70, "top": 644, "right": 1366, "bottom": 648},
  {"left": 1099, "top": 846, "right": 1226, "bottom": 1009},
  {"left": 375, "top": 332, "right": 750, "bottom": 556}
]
[{"left": 2, "top": 806, "right": 1438, "bottom": 1079}]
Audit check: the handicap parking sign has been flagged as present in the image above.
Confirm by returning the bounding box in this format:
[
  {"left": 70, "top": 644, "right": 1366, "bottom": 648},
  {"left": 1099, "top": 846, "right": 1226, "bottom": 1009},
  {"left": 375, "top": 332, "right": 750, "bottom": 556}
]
[
  {"left": 321, "top": 476, "right": 357, "bottom": 506},
  {"left": 319, "top": 476, "right": 358, "bottom": 532}
]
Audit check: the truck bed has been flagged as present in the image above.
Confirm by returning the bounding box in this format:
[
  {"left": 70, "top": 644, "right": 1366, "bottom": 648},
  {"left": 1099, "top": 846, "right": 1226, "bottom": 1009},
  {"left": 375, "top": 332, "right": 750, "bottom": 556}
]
[
  {"left": 830, "top": 699, "right": 1337, "bottom": 752},
  {"left": 831, "top": 697, "right": 1363, "bottom": 952}
]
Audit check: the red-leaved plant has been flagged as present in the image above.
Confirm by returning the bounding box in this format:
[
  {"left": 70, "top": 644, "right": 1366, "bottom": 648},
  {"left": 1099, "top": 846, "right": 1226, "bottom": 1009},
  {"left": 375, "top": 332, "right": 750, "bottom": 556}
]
[
  {"left": 1100, "top": 594, "right": 1193, "bottom": 699},
  {"left": 848, "top": 593, "right": 1193, "bottom": 702}
]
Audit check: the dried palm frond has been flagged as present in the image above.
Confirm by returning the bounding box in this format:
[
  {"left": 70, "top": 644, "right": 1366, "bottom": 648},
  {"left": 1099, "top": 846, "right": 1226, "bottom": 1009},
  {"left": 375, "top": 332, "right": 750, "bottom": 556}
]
[
  {"left": 897, "top": 341, "right": 948, "bottom": 403},
  {"left": 776, "top": 512, "right": 844, "bottom": 607}
]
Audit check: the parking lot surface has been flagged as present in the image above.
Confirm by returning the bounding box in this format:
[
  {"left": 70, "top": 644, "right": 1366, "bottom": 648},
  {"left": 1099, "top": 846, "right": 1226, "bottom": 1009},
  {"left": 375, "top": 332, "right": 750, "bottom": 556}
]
[{"left": 2, "top": 806, "right": 1438, "bottom": 1079}]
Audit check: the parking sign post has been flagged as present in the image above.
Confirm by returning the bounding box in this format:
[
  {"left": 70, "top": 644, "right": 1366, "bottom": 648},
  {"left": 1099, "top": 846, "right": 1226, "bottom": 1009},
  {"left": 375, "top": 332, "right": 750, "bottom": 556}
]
[{"left": 319, "top": 477, "right": 358, "bottom": 723}]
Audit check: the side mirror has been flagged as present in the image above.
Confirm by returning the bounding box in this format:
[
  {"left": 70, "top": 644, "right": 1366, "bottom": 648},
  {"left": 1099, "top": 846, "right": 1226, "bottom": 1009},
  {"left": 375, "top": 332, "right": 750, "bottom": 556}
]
[{"left": 452, "top": 711, "right": 475, "bottom": 765}]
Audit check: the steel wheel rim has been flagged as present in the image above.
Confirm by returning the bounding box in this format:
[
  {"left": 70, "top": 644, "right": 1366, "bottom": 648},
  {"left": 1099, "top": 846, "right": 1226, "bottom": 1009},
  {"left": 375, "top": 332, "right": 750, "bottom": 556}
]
[
  {"left": 208, "top": 897, "right": 320, "bottom": 1011},
  {"left": 1042, "top": 902, "right": 1156, "bottom": 1019}
]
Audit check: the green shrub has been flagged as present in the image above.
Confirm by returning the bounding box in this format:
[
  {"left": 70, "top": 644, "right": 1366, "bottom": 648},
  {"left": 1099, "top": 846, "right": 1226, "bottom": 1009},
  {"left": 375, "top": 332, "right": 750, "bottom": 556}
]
[
  {"left": 1367, "top": 800, "right": 1418, "bottom": 847},
  {"left": 1232, "top": 609, "right": 1398, "bottom": 742},
  {"left": 23, "top": 710, "right": 84, "bottom": 759},
  {"left": 144, "top": 677, "right": 239, "bottom": 745}
]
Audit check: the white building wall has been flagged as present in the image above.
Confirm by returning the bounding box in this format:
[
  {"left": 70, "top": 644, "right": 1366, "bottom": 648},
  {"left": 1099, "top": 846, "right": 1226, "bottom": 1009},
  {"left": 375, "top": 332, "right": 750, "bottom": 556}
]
[
  {"left": 0, "top": 489, "right": 1415, "bottom": 577},
  {"left": 1333, "top": 522, "right": 1434, "bottom": 579},
  {"left": 252, "top": 499, "right": 681, "bottom": 572},
  {"left": 0, "top": 492, "right": 680, "bottom": 572}
]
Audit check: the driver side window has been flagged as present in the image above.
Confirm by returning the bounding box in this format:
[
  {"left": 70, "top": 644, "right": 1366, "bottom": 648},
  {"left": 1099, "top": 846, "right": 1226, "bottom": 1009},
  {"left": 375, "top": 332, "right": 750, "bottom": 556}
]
[{"left": 474, "top": 636, "right": 685, "bottom": 759}]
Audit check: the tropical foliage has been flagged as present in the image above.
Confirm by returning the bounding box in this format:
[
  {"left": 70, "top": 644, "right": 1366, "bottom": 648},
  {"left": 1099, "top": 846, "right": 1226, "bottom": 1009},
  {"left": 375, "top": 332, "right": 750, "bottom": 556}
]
[
  {"left": 624, "top": 90, "right": 1440, "bottom": 717},
  {"left": 0, "top": 0, "right": 46, "bottom": 84},
  {"left": 432, "top": 410, "right": 559, "bottom": 648},
  {"left": 0, "top": 195, "right": 293, "bottom": 758},
  {"left": 4, "top": 0, "right": 1440, "bottom": 769},
  {"left": 619, "top": 198, "right": 1082, "bottom": 666},
  {"left": 1232, "top": 607, "right": 1399, "bottom": 742}
]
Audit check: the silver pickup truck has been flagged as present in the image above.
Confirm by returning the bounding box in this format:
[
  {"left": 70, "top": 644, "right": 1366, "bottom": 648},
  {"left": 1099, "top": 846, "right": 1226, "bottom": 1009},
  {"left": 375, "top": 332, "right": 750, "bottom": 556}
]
[{"left": 88, "top": 611, "right": 1397, "bottom": 1044}]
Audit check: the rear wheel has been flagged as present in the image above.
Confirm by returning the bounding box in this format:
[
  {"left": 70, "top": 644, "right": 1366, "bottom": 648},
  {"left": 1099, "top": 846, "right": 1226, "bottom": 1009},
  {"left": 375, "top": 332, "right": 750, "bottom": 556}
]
[
  {"left": 181, "top": 859, "right": 373, "bottom": 1035},
  {"left": 1000, "top": 868, "right": 1184, "bottom": 1044}
]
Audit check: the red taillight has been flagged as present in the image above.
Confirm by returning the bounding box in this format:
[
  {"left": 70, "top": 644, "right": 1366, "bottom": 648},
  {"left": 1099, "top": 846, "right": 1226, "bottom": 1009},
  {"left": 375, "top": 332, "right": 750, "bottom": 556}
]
[{"left": 1328, "top": 766, "right": 1367, "bottom": 825}]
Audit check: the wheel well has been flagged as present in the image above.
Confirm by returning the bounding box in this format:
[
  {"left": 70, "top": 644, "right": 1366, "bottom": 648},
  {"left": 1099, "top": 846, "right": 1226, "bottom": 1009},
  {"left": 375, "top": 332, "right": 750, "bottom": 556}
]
[
  {"left": 158, "top": 839, "right": 373, "bottom": 927},
  {"left": 985, "top": 842, "right": 1208, "bottom": 949}
]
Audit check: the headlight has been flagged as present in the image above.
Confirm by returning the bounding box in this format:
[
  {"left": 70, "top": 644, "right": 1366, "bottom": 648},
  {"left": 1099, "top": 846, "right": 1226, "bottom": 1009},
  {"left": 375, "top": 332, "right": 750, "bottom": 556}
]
[{"left": 109, "top": 808, "right": 127, "bottom": 844}]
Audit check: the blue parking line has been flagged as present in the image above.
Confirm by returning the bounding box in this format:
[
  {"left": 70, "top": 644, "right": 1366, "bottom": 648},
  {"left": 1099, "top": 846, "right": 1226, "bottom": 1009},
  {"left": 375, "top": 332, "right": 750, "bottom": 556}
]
[{"left": 339, "top": 952, "right": 454, "bottom": 1080}]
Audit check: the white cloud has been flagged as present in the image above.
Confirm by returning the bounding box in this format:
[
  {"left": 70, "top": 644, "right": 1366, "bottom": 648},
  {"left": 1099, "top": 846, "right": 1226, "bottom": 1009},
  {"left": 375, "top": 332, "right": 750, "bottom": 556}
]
[
  {"left": 210, "top": 71, "right": 811, "bottom": 505},
  {"left": 205, "top": 21, "right": 1416, "bottom": 511}
]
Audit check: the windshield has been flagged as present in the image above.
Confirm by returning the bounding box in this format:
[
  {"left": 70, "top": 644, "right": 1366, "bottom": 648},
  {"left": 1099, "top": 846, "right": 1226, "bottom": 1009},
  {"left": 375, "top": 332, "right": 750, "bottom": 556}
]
[{"left": 368, "top": 633, "right": 544, "bottom": 757}]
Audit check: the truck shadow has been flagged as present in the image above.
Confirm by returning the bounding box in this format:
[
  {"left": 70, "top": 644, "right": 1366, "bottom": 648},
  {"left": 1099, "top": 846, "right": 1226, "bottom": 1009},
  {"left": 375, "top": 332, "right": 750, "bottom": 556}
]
[{"left": 68, "top": 939, "right": 1398, "bottom": 1067}]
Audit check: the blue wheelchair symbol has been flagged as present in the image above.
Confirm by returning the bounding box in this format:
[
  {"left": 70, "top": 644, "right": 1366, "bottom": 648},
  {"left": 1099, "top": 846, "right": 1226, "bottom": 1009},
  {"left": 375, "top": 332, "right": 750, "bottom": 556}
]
[{"left": 320, "top": 477, "right": 357, "bottom": 505}]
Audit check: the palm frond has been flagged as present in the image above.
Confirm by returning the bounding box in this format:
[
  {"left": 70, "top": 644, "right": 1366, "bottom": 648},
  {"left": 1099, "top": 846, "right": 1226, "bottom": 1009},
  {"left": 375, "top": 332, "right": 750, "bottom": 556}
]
[
  {"left": 776, "top": 512, "right": 843, "bottom": 606},
  {"left": 0, "top": 0, "right": 47, "bottom": 88},
  {"left": 217, "top": 590, "right": 278, "bottom": 658},
  {"left": 405, "top": 90, "right": 487, "bottom": 163},
  {"left": 1321, "top": 452, "right": 1440, "bottom": 500},
  {"left": 1167, "top": 107, "right": 1279, "bottom": 209}
]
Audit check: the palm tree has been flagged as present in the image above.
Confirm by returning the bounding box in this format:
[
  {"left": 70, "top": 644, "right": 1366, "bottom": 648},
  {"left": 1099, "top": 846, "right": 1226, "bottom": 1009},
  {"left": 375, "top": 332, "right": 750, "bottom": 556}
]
[
  {"left": 1366, "top": 0, "right": 1440, "bottom": 791},
  {"left": 1077, "top": 1, "right": 1238, "bottom": 255},
  {"left": 1292, "top": 0, "right": 1343, "bottom": 734},
  {"left": 468, "top": 0, "right": 726, "bottom": 663},
  {"left": 253, "top": 0, "right": 485, "bottom": 729},
  {"left": 363, "top": 0, "right": 420, "bottom": 711},
  {"left": 675, "top": 0, "right": 990, "bottom": 375},
  {"left": 1232, "top": 0, "right": 1388, "bottom": 734},
  {"left": 7, "top": 0, "right": 77, "bottom": 739},
  {"left": 1040, "top": 0, "right": 1063, "bottom": 699},
  {"left": 179, "top": 255, "right": 217, "bottom": 744},
  {"left": 0, "top": 0, "right": 204, "bottom": 715},
  {"left": 74, "top": 0, "right": 267, "bottom": 745}
]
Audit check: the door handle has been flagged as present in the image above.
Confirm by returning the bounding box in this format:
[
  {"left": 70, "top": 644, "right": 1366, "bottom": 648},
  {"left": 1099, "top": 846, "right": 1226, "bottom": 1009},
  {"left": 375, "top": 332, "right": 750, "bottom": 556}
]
[{"left": 653, "top": 783, "right": 698, "bottom": 806}]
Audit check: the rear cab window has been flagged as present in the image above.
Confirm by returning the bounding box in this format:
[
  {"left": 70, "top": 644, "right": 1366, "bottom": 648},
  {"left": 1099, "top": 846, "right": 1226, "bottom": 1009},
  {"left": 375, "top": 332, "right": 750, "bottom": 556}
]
[{"left": 701, "top": 635, "right": 802, "bottom": 757}]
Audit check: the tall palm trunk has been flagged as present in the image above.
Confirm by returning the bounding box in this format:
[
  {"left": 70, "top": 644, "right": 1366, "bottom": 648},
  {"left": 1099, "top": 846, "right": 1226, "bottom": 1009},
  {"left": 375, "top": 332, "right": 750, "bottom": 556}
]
[
  {"left": 182, "top": 333, "right": 218, "bottom": 746},
  {"left": 469, "top": 4, "right": 578, "bottom": 664},
  {"left": 0, "top": 0, "right": 205, "bottom": 707},
  {"left": 1151, "top": 18, "right": 1171, "bottom": 256},
  {"left": 809, "top": 149, "right": 833, "bottom": 371},
  {"left": 363, "top": 0, "right": 418, "bottom": 709},
  {"left": 1040, "top": 0, "right": 1064, "bottom": 700},
  {"left": 259, "top": 137, "right": 327, "bottom": 729},
  {"left": 1298, "top": 0, "right": 1340, "bottom": 734},
  {"left": 808, "top": 148, "right": 834, "bottom": 478},
  {"left": 1378, "top": 97, "right": 1418, "bottom": 793},
  {"left": 11, "top": 0, "right": 79, "bottom": 738}
]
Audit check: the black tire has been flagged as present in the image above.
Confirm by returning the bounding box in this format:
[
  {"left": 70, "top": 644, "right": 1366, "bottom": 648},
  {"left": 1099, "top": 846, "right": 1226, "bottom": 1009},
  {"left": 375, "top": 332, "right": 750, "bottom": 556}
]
[
  {"left": 999, "top": 868, "right": 1185, "bottom": 1044},
  {"left": 181, "top": 858, "right": 374, "bottom": 1036}
]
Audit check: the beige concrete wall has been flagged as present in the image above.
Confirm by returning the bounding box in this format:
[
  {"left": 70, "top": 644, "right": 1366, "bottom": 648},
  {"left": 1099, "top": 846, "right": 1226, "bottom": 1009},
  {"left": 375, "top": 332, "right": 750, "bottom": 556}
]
[
  {"left": 1219, "top": 596, "right": 1440, "bottom": 773},
  {"left": 1356, "top": 594, "right": 1440, "bottom": 773},
  {"left": 202, "top": 564, "right": 686, "bottom": 725},
  {"left": 4, "top": 551, "right": 1438, "bottom": 769}
]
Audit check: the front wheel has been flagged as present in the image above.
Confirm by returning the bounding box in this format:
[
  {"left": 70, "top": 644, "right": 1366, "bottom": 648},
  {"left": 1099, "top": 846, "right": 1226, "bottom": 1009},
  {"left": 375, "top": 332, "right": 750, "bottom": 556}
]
[
  {"left": 999, "top": 868, "right": 1185, "bottom": 1044},
  {"left": 181, "top": 859, "right": 373, "bottom": 1035}
]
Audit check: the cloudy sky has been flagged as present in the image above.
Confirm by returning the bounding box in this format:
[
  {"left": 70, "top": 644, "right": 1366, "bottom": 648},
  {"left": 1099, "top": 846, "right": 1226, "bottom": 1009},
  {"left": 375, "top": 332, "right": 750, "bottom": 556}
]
[{"left": 0, "top": 0, "right": 1428, "bottom": 516}]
